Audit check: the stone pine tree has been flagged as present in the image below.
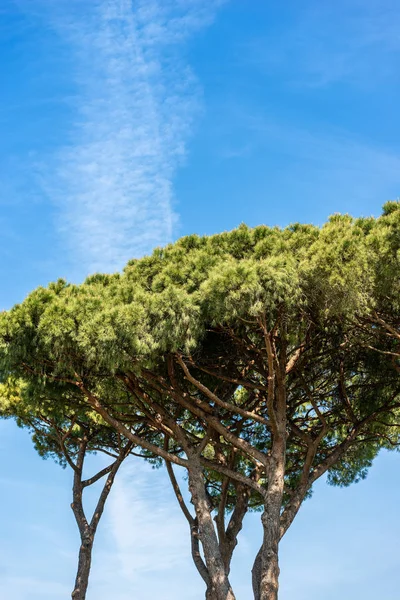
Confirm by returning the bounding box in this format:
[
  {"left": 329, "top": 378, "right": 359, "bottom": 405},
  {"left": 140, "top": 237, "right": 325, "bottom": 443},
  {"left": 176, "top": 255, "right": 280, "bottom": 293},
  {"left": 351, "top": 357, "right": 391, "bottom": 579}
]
[
  {"left": 348, "top": 202, "right": 400, "bottom": 451},
  {"left": 355, "top": 202, "right": 400, "bottom": 389},
  {"left": 1, "top": 206, "right": 400, "bottom": 599},
  {"left": 0, "top": 379, "right": 137, "bottom": 600}
]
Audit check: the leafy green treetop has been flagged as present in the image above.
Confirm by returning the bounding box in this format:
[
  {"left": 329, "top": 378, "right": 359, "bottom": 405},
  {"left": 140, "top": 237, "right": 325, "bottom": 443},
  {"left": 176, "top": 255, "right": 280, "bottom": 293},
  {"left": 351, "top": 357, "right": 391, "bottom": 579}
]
[{"left": 1, "top": 206, "right": 400, "bottom": 600}]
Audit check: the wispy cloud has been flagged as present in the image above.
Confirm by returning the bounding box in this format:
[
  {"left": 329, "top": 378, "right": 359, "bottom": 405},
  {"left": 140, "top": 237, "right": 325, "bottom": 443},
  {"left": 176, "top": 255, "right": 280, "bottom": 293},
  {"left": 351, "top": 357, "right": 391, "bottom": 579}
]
[
  {"left": 89, "top": 459, "right": 204, "bottom": 599},
  {"left": 25, "top": 0, "right": 225, "bottom": 274},
  {"left": 108, "top": 461, "right": 189, "bottom": 575}
]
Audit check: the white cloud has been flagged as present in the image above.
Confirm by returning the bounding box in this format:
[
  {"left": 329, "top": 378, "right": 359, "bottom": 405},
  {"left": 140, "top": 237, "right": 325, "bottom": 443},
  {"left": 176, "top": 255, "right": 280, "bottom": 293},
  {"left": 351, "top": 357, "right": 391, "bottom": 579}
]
[
  {"left": 25, "top": 0, "right": 226, "bottom": 274},
  {"left": 107, "top": 461, "right": 190, "bottom": 575},
  {"left": 89, "top": 459, "right": 205, "bottom": 599}
]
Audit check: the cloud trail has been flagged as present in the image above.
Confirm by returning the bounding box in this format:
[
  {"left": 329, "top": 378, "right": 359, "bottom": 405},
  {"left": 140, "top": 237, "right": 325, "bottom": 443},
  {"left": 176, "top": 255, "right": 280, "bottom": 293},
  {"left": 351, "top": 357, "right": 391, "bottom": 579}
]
[
  {"left": 35, "top": 0, "right": 225, "bottom": 274},
  {"left": 89, "top": 459, "right": 204, "bottom": 599}
]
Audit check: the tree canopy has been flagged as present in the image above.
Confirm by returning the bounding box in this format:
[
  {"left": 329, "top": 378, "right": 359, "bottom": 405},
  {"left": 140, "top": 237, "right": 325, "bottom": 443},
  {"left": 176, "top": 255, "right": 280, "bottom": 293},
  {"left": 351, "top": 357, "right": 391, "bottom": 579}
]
[{"left": 1, "top": 203, "right": 400, "bottom": 600}]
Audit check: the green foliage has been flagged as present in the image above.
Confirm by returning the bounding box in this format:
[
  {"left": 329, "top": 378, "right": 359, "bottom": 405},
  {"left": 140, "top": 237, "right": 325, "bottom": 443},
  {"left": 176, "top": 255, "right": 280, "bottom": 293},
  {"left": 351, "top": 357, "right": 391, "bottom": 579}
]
[
  {"left": 0, "top": 377, "right": 126, "bottom": 468},
  {"left": 0, "top": 209, "right": 381, "bottom": 380},
  {"left": 1, "top": 204, "right": 400, "bottom": 518}
]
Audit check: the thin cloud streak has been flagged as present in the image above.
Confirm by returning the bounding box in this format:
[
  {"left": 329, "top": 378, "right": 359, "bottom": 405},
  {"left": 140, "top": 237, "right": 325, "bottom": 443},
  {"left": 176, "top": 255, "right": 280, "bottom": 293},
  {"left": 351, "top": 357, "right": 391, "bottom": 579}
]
[
  {"left": 89, "top": 459, "right": 204, "bottom": 599},
  {"left": 35, "top": 0, "right": 225, "bottom": 274},
  {"left": 107, "top": 461, "right": 191, "bottom": 576}
]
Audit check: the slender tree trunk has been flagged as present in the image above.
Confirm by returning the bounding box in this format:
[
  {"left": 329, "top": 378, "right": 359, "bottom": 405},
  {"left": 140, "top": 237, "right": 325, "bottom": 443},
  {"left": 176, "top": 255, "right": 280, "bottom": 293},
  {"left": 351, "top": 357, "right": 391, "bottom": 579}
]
[
  {"left": 70, "top": 441, "right": 92, "bottom": 600},
  {"left": 259, "top": 508, "right": 280, "bottom": 600},
  {"left": 187, "top": 459, "right": 236, "bottom": 600},
  {"left": 257, "top": 325, "right": 288, "bottom": 600},
  {"left": 252, "top": 547, "right": 262, "bottom": 600},
  {"left": 259, "top": 436, "right": 286, "bottom": 600},
  {"left": 69, "top": 440, "right": 130, "bottom": 600},
  {"left": 71, "top": 485, "right": 96, "bottom": 600},
  {"left": 251, "top": 508, "right": 281, "bottom": 600},
  {"left": 71, "top": 535, "right": 93, "bottom": 600},
  {"left": 214, "top": 481, "right": 249, "bottom": 576},
  {"left": 190, "top": 519, "right": 217, "bottom": 600},
  {"left": 167, "top": 457, "right": 246, "bottom": 600}
]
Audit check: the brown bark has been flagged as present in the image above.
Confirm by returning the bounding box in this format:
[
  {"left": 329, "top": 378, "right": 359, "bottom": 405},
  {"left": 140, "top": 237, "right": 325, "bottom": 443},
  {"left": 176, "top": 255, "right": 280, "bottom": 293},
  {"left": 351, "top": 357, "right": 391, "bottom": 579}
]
[
  {"left": 164, "top": 453, "right": 212, "bottom": 591},
  {"left": 219, "top": 484, "right": 249, "bottom": 574},
  {"left": 166, "top": 449, "right": 248, "bottom": 600},
  {"left": 70, "top": 439, "right": 130, "bottom": 599},
  {"left": 258, "top": 440, "right": 285, "bottom": 600},
  {"left": 206, "top": 587, "right": 219, "bottom": 600},
  {"left": 258, "top": 323, "right": 287, "bottom": 600},
  {"left": 71, "top": 535, "right": 93, "bottom": 600},
  {"left": 187, "top": 458, "right": 236, "bottom": 600},
  {"left": 252, "top": 547, "right": 262, "bottom": 600},
  {"left": 78, "top": 378, "right": 265, "bottom": 496},
  {"left": 259, "top": 508, "right": 280, "bottom": 600}
]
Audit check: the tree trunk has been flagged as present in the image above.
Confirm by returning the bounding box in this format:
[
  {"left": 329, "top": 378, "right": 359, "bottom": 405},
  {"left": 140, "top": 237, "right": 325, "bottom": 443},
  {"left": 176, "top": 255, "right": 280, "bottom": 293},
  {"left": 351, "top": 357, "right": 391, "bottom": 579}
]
[
  {"left": 258, "top": 436, "right": 286, "bottom": 600},
  {"left": 259, "top": 507, "right": 280, "bottom": 600},
  {"left": 206, "top": 586, "right": 218, "bottom": 600},
  {"left": 220, "top": 484, "right": 249, "bottom": 576},
  {"left": 71, "top": 536, "right": 93, "bottom": 600},
  {"left": 187, "top": 459, "right": 236, "bottom": 600},
  {"left": 69, "top": 441, "right": 129, "bottom": 600},
  {"left": 252, "top": 547, "right": 262, "bottom": 600}
]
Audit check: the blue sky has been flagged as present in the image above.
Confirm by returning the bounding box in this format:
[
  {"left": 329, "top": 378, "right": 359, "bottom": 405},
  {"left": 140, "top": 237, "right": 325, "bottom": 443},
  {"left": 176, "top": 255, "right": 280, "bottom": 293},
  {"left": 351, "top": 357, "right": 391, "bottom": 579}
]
[{"left": 1, "top": 0, "right": 400, "bottom": 598}]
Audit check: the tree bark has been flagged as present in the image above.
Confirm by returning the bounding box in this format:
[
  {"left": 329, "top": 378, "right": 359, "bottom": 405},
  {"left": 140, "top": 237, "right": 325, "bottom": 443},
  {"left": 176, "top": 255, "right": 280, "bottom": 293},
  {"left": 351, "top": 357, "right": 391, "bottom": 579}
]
[
  {"left": 165, "top": 451, "right": 244, "bottom": 600},
  {"left": 206, "top": 587, "right": 219, "bottom": 600},
  {"left": 71, "top": 536, "right": 93, "bottom": 600},
  {"left": 187, "top": 459, "right": 236, "bottom": 600},
  {"left": 69, "top": 440, "right": 130, "bottom": 600},
  {"left": 259, "top": 508, "right": 280, "bottom": 600},
  {"left": 252, "top": 547, "right": 262, "bottom": 600},
  {"left": 221, "top": 484, "right": 249, "bottom": 574},
  {"left": 256, "top": 324, "right": 287, "bottom": 600},
  {"left": 258, "top": 436, "right": 286, "bottom": 600}
]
